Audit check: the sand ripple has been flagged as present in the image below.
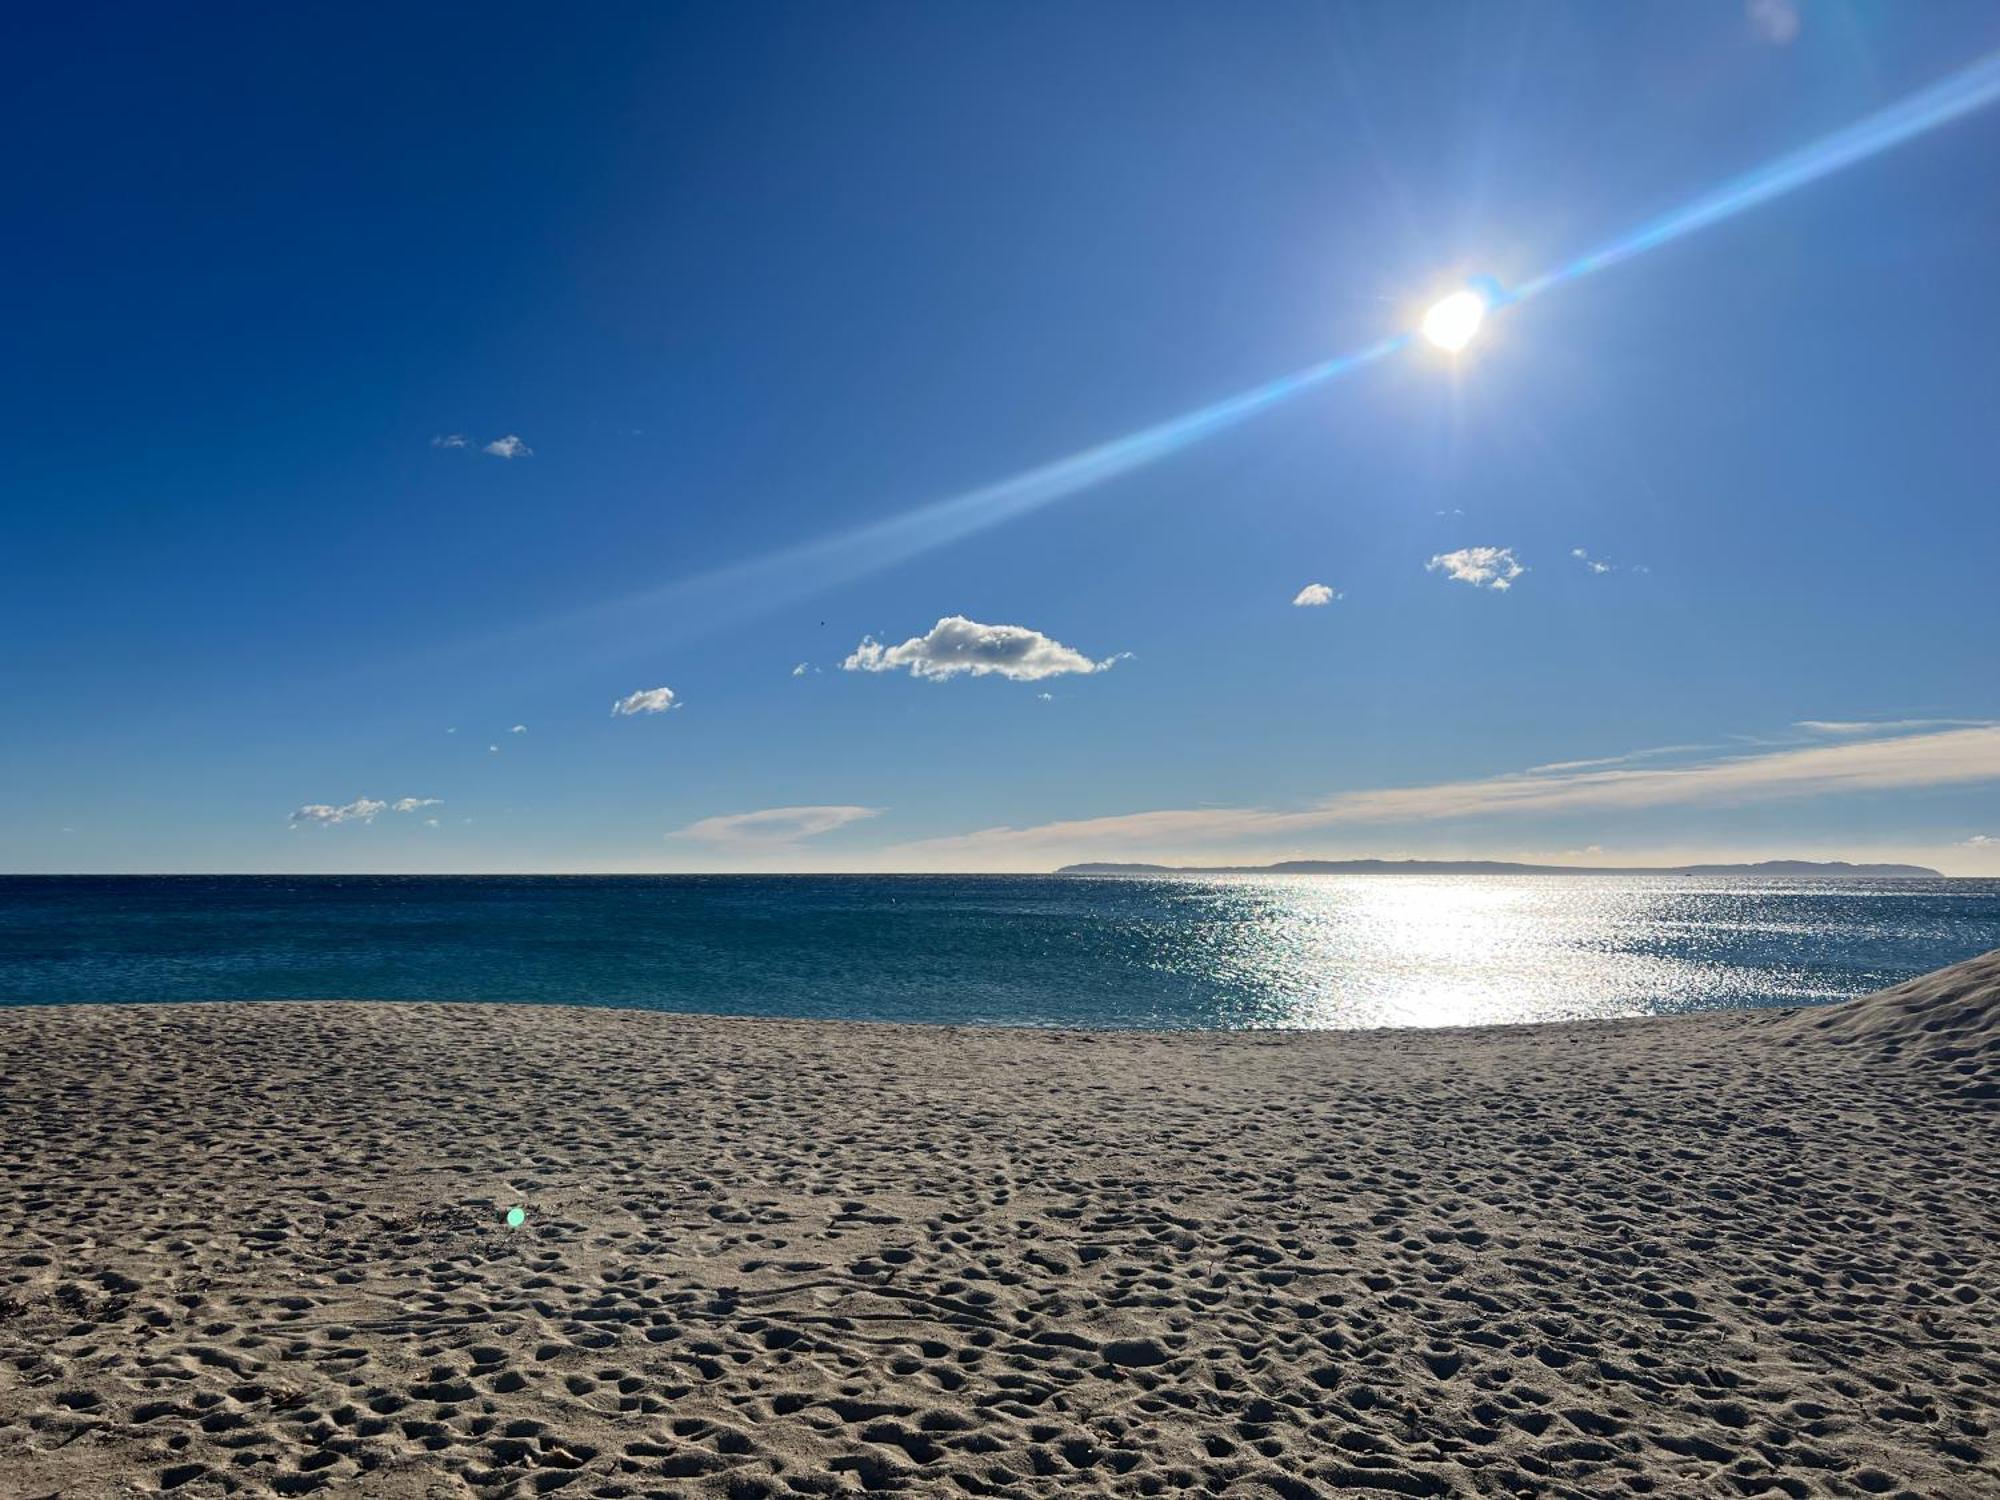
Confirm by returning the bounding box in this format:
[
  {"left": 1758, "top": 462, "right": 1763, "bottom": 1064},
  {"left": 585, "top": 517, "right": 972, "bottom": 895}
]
[{"left": 1, "top": 953, "right": 1995, "bottom": 1496}]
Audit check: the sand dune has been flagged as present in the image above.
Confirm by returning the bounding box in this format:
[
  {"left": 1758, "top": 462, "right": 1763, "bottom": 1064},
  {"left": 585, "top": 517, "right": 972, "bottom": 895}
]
[{"left": 1, "top": 953, "right": 1995, "bottom": 1497}]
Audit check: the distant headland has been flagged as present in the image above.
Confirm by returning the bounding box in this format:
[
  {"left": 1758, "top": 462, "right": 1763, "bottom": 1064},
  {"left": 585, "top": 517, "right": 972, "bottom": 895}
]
[{"left": 1055, "top": 858, "right": 1942, "bottom": 877}]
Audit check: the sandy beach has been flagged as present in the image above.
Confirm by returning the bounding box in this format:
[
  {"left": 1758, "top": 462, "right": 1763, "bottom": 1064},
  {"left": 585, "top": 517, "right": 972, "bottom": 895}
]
[{"left": 1, "top": 953, "right": 1993, "bottom": 1499}]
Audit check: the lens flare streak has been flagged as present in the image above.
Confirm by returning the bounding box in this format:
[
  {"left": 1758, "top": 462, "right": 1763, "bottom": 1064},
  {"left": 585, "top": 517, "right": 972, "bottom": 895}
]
[
  {"left": 734, "top": 48, "right": 2000, "bottom": 605},
  {"left": 535, "top": 336, "right": 1409, "bottom": 653},
  {"left": 510, "top": 48, "right": 2000, "bottom": 663},
  {"left": 1516, "top": 49, "right": 2000, "bottom": 299}
]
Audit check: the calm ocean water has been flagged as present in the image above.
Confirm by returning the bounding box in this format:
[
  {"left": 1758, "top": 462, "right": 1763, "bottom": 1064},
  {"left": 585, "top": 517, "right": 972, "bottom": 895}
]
[{"left": 0, "top": 874, "right": 1994, "bottom": 1029}]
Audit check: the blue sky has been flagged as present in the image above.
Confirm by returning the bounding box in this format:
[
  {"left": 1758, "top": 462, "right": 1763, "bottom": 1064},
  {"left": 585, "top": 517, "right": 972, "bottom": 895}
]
[{"left": 5, "top": 2, "right": 1998, "bottom": 874}]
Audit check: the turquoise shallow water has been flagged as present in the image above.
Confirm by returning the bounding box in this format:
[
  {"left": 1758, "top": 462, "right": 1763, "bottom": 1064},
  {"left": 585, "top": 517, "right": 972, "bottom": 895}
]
[{"left": 1, "top": 874, "right": 1994, "bottom": 1029}]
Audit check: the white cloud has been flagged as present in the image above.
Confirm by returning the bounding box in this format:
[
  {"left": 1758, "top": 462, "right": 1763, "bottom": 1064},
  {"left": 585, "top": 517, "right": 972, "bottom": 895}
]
[
  {"left": 673, "top": 805, "right": 883, "bottom": 848},
  {"left": 1292, "top": 583, "right": 1339, "bottom": 607},
  {"left": 791, "top": 662, "right": 814, "bottom": 677},
  {"left": 1961, "top": 834, "right": 1997, "bottom": 847},
  {"left": 883, "top": 724, "right": 2000, "bottom": 865},
  {"left": 1571, "top": 547, "right": 1614, "bottom": 574},
  {"left": 292, "top": 796, "right": 440, "bottom": 827},
  {"left": 510, "top": 724, "right": 527, "bottom": 734},
  {"left": 843, "top": 616, "right": 1120, "bottom": 682},
  {"left": 1428, "top": 546, "right": 1523, "bottom": 590},
  {"left": 431, "top": 433, "right": 468, "bottom": 449},
  {"left": 423, "top": 818, "right": 440, "bottom": 828},
  {"left": 1747, "top": 0, "right": 1800, "bottom": 45},
  {"left": 1795, "top": 718, "right": 1990, "bottom": 736},
  {"left": 483, "top": 434, "right": 532, "bottom": 459},
  {"left": 612, "top": 686, "right": 680, "bottom": 716}
]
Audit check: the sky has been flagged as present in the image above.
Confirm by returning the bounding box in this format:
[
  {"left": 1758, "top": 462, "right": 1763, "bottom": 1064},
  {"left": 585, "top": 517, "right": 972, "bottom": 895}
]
[{"left": 4, "top": 1, "right": 1999, "bottom": 875}]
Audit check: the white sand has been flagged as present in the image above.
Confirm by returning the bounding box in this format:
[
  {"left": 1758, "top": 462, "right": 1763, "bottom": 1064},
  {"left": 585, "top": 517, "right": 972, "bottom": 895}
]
[{"left": 1, "top": 951, "right": 1994, "bottom": 1498}]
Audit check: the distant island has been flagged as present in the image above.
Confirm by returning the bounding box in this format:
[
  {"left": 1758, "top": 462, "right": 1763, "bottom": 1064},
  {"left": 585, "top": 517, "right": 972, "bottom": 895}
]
[{"left": 1055, "top": 858, "right": 1941, "bottom": 877}]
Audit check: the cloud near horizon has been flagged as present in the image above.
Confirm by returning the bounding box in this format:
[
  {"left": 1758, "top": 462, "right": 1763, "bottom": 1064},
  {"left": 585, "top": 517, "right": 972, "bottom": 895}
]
[
  {"left": 844, "top": 616, "right": 1120, "bottom": 682},
  {"left": 673, "top": 805, "right": 883, "bottom": 848},
  {"left": 611, "top": 686, "right": 679, "bottom": 716},
  {"left": 1794, "top": 718, "right": 1990, "bottom": 736},
  {"left": 1428, "top": 546, "right": 1523, "bottom": 590},
  {"left": 292, "top": 796, "right": 440, "bottom": 826},
  {"left": 883, "top": 724, "right": 2000, "bottom": 864}
]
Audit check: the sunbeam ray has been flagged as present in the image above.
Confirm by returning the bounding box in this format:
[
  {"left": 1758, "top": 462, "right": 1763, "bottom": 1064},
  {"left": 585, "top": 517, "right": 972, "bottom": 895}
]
[
  {"left": 488, "top": 337, "right": 1408, "bottom": 668},
  {"left": 496, "top": 46, "right": 2000, "bottom": 668},
  {"left": 1515, "top": 48, "right": 2000, "bottom": 298}
]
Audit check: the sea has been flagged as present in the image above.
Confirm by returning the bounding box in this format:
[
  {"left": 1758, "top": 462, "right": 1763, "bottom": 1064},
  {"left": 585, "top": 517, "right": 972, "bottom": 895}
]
[{"left": 0, "top": 874, "right": 1994, "bottom": 1030}]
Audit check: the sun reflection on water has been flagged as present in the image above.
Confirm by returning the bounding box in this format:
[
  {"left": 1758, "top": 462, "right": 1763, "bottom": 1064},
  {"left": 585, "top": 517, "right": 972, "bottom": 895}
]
[{"left": 1140, "top": 876, "right": 1870, "bottom": 1030}]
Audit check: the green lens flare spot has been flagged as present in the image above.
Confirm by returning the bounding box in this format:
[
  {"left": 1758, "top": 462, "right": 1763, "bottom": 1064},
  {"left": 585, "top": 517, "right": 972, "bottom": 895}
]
[{"left": 505, "top": 1206, "right": 526, "bottom": 1228}]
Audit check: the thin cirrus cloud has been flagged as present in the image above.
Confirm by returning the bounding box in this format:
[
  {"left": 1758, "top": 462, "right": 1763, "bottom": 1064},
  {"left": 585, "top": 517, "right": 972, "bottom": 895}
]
[
  {"left": 291, "top": 796, "right": 441, "bottom": 827},
  {"left": 843, "top": 616, "right": 1121, "bottom": 682},
  {"left": 430, "top": 433, "right": 468, "bottom": 449},
  {"left": 882, "top": 723, "right": 2000, "bottom": 864},
  {"left": 1292, "top": 583, "right": 1339, "bottom": 607},
  {"left": 1427, "top": 546, "right": 1523, "bottom": 590},
  {"left": 1794, "top": 718, "right": 1990, "bottom": 735},
  {"left": 611, "top": 686, "right": 679, "bottom": 716},
  {"left": 673, "top": 805, "right": 884, "bottom": 848}
]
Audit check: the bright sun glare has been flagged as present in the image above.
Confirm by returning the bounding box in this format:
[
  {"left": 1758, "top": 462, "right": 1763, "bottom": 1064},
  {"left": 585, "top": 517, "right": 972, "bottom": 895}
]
[{"left": 1420, "top": 289, "right": 1486, "bottom": 352}]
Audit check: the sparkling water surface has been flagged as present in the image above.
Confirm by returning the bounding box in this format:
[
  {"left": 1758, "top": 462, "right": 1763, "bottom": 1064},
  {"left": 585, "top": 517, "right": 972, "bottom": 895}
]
[{"left": 1, "top": 874, "right": 1994, "bottom": 1029}]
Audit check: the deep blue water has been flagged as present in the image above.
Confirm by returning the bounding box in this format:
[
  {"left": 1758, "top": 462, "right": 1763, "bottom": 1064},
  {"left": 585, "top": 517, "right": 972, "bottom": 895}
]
[{"left": 0, "top": 874, "right": 1994, "bottom": 1029}]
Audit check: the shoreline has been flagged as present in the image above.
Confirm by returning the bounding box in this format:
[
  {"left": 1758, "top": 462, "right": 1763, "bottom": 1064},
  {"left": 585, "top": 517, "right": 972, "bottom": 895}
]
[{"left": 2, "top": 952, "right": 1993, "bottom": 1496}]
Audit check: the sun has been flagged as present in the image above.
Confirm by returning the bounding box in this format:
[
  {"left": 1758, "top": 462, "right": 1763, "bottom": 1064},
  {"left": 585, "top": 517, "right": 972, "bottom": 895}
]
[{"left": 1420, "top": 289, "right": 1486, "bottom": 352}]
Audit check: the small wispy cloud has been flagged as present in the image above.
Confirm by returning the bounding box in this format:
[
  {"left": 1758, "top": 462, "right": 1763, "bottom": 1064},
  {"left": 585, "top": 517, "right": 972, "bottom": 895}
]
[
  {"left": 612, "top": 686, "right": 680, "bottom": 716},
  {"left": 884, "top": 724, "right": 2000, "bottom": 865},
  {"left": 673, "top": 805, "right": 883, "bottom": 849},
  {"left": 1428, "top": 545, "right": 1523, "bottom": 590},
  {"left": 1959, "top": 834, "right": 1996, "bottom": 847},
  {"left": 844, "top": 616, "right": 1121, "bottom": 682},
  {"left": 1571, "top": 547, "right": 1614, "bottom": 574},
  {"left": 791, "top": 662, "right": 817, "bottom": 677},
  {"left": 1292, "top": 583, "right": 1339, "bottom": 607},
  {"left": 483, "top": 434, "right": 532, "bottom": 459},
  {"left": 1747, "top": 0, "right": 1801, "bottom": 46},
  {"left": 431, "top": 433, "right": 468, "bottom": 449},
  {"left": 509, "top": 724, "right": 527, "bottom": 734},
  {"left": 292, "top": 796, "right": 440, "bottom": 827},
  {"left": 1795, "top": 718, "right": 1992, "bottom": 736}
]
